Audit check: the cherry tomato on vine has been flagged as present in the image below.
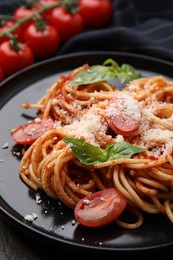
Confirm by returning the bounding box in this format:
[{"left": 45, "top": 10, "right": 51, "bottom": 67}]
[
  {"left": 49, "top": 6, "right": 84, "bottom": 42},
  {"left": 0, "top": 20, "right": 22, "bottom": 44},
  {"left": 13, "top": 3, "right": 40, "bottom": 31},
  {"left": 11, "top": 118, "right": 54, "bottom": 145},
  {"left": 23, "top": 22, "right": 60, "bottom": 60},
  {"left": 38, "top": 0, "right": 58, "bottom": 20},
  {"left": 78, "top": 0, "right": 113, "bottom": 28},
  {"left": 74, "top": 188, "right": 127, "bottom": 227},
  {"left": 0, "top": 65, "right": 4, "bottom": 83},
  {"left": 0, "top": 40, "right": 34, "bottom": 77}
]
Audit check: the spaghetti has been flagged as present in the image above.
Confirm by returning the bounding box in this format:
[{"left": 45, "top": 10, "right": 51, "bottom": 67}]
[{"left": 13, "top": 62, "right": 173, "bottom": 229}]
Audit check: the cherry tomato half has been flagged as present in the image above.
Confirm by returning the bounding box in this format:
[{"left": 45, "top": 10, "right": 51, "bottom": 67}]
[
  {"left": 79, "top": 0, "right": 113, "bottom": 28},
  {"left": 0, "top": 40, "right": 34, "bottom": 77},
  {"left": 11, "top": 118, "right": 54, "bottom": 145},
  {"left": 106, "top": 96, "right": 141, "bottom": 135},
  {"left": 74, "top": 188, "right": 127, "bottom": 227},
  {"left": 23, "top": 23, "right": 60, "bottom": 60},
  {"left": 49, "top": 7, "right": 84, "bottom": 42}
]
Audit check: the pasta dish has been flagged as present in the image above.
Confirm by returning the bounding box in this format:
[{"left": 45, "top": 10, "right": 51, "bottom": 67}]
[{"left": 11, "top": 59, "right": 173, "bottom": 229}]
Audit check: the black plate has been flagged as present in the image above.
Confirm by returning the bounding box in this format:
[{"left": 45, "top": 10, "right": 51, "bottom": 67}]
[{"left": 0, "top": 52, "right": 173, "bottom": 254}]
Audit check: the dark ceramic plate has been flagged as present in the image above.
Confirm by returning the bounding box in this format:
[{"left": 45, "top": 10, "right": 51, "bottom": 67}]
[{"left": 0, "top": 52, "right": 173, "bottom": 254}]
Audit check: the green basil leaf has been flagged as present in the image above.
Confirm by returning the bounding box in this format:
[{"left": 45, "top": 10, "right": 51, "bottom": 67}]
[
  {"left": 117, "top": 64, "right": 142, "bottom": 83},
  {"left": 104, "top": 142, "right": 145, "bottom": 160},
  {"left": 69, "top": 65, "right": 116, "bottom": 87},
  {"left": 69, "top": 59, "right": 141, "bottom": 87},
  {"left": 63, "top": 138, "right": 105, "bottom": 165},
  {"left": 102, "top": 58, "right": 119, "bottom": 69},
  {"left": 63, "top": 138, "right": 145, "bottom": 166}
]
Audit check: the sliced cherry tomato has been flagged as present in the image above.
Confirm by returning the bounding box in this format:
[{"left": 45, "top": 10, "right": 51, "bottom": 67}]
[
  {"left": 0, "top": 65, "right": 4, "bottom": 83},
  {"left": 0, "top": 40, "right": 34, "bottom": 77},
  {"left": 11, "top": 118, "right": 54, "bottom": 145},
  {"left": 49, "top": 6, "right": 84, "bottom": 42},
  {"left": 0, "top": 20, "right": 22, "bottom": 44},
  {"left": 106, "top": 96, "right": 141, "bottom": 135},
  {"left": 79, "top": 0, "right": 113, "bottom": 28},
  {"left": 23, "top": 23, "right": 60, "bottom": 60},
  {"left": 74, "top": 188, "right": 127, "bottom": 227}
]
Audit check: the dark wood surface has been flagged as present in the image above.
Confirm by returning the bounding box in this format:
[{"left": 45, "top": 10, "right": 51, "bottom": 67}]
[{"left": 1, "top": 217, "right": 173, "bottom": 260}]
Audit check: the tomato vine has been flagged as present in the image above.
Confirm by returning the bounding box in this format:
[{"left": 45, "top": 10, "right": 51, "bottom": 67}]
[
  {"left": 0, "top": 0, "right": 113, "bottom": 79},
  {"left": 0, "top": 0, "right": 78, "bottom": 39}
]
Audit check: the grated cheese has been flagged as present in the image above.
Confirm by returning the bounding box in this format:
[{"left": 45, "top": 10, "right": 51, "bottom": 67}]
[
  {"left": 64, "top": 108, "right": 108, "bottom": 146},
  {"left": 143, "top": 129, "right": 173, "bottom": 143},
  {"left": 106, "top": 93, "right": 141, "bottom": 122},
  {"left": 24, "top": 212, "right": 37, "bottom": 222}
]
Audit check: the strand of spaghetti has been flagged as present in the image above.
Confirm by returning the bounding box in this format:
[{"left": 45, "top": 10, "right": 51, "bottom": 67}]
[
  {"left": 64, "top": 185, "right": 81, "bottom": 203},
  {"left": 89, "top": 171, "right": 106, "bottom": 190},
  {"left": 42, "top": 99, "right": 52, "bottom": 118},
  {"left": 164, "top": 200, "right": 173, "bottom": 223},
  {"left": 65, "top": 84, "right": 118, "bottom": 100},
  {"left": 65, "top": 176, "right": 92, "bottom": 197},
  {"left": 30, "top": 131, "right": 59, "bottom": 181},
  {"left": 153, "top": 86, "right": 173, "bottom": 100},
  {"left": 148, "top": 167, "right": 173, "bottom": 182},
  {"left": 150, "top": 195, "right": 166, "bottom": 215},
  {"left": 113, "top": 166, "right": 137, "bottom": 203},
  {"left": 136, "top": 177, "right": 169, "bottom": 192},
  {"left": 20, "top": 169, "right": 38, "bottom": 191},
  {"left": 115, "top": 167, "right": 160, "bottom": 213},
  {"left": 39, "top": 151, "right": 62, "bottom": 198},
  {"left": 38, "top": 80, "right": 64, "bottom": 106},
  {"left": 22, "top": 103, "right": 44, "bottom": 109},
  {"left": 115, "top": 206, "right": 144, "bottom": 229},
  {"left": 53, "top": 148, "right": 77, "bottom": 208},
  {"left": 29, "top": 164, "right": 42, "bottom": 188},
  {"left": 135, "top": 180, "right": 158, "bottom": 196},
  {"left": 94, "top": 156, "right": 167, "bottom": 169}
]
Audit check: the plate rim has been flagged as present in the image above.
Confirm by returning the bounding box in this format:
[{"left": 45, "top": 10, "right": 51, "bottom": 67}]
[{"left": 0, "top": 50, "right": 173, "bottom": 88}]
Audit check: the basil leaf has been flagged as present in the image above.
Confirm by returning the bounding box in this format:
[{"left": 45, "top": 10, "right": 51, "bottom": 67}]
[
  {"left": 117, "top": 64, "right": 142, "bottom": 83},
  {"left": 63, "top": 138, "right": 145, "bottom": 166},
  {"left": 69, "top": 59, "right": 141, "bottom": 87},
  {"left": 69, "top": 65, "right": 116, "bottom": 87},
  {"left": 104, "top": 142, "right": 145, "bottom": 160},
  {"left": 102, "top": 58, "right": 119, "bottom": 69},
  {"left": 63, "top": 138, "right": 105, "bottom": 165}
]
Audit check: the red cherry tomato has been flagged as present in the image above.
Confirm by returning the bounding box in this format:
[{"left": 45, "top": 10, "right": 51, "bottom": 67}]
[
  {"left": 0, "top": 20, "right": 22, "bottom": 44},
  {"left": 23, "top": 23, "right": 60, "bottom": 60},
  {"left": 13, "top": 3, "right": 40, "bottom": 40},
  {"left": 79, "top": 0, "right": 113, "bottom": 28},
  {"left": 11, "top": 118, "right": 54, "bottom": 145},
  {"left": 74, "top": 188, "right": 127, "bottom": 227},
  {"left": 38, "top": 0, "right": 58, "bottom": 20},
  {"left": 13, "top": 4, "right": 40, "bottom": 26},
  {"left": 0, "top": 40, "right": 34, "bottom": 77},
  {"left": 49, "top": 6, "right": 84, "bottom": 42},
  {"left": 107, "top": 96, "right": 141, "bottom": 135},
  {"left": 0, "top": 65, "right": 4, "bottom": 83}
]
